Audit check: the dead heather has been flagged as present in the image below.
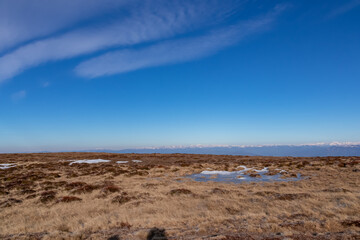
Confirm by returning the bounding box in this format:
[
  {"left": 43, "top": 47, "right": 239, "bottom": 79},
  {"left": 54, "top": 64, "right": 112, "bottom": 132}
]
[{"left": 0, "top": 153, "right": 359, "bottom": 239}]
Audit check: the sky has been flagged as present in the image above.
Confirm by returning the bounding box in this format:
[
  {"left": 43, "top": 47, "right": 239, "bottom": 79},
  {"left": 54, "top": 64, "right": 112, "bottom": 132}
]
[{"left": 0, "top": 0, "right": 360, "bottom": 152}]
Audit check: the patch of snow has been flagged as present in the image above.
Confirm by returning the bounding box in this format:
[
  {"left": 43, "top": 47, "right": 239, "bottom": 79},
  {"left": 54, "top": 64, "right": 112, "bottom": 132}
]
[
  {"left": 132, "top": 160, "right": 142, "bottom": 163},
  {"left": 201, "top": 170, "right": 233, "bottom": 175},
  {"left": 0, "top": 163, "right": 16, "bottom": 169},
  {"left": 69, "top": 159, "right": 110, "bottom": 165},
  {"left": 117, "top": 161, "right": 128, "bottom": 164},
  {"left": 254, "top": 167, "right": 269, "bottom": 173}
]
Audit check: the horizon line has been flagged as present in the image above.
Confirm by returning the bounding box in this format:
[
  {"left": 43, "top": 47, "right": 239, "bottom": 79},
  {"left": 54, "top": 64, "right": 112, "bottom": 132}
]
[{"left": 1, "top": 141, "right": 360, "bottom": 154}]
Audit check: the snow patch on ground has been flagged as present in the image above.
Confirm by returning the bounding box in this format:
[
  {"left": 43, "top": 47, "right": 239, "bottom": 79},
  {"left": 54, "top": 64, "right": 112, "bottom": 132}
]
[
  {"left": 0, "top": 163, "right": 16, "bottom": 169},
  {"left": 132, "top": 160, "right": 142, "bottom": 163},
  {"left": 117, "top": 161, "right": 129, "bottom": 164},
  {"left": 69, "top": 159, "right": 110, "bottom": 165},
  {"left": 254, "top": 167, "right": 269, "bottom": 173}
]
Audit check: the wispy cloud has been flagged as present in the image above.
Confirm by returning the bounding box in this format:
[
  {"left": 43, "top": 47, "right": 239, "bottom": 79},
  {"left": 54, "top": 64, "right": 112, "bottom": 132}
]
[
  {"left": 0, "top": 0, "right": 242, "bottom": 83},
  {"left": 75, "top": 14, "right": 277, "bottom": 78},
  {"left": 42, "top": 82, "right": 50, "bottom": 88},
  {"left": 11, "top": 90, "right": 26, "bottom": 102},
  {"left": 327, "top": 0, "right": 360, "bottom": 19},
  {"left": 75, "top": 5, "right": 288, "bottom": 78},
  {"left": 0, "top": 0, "right": 132, "bottom": 53}
]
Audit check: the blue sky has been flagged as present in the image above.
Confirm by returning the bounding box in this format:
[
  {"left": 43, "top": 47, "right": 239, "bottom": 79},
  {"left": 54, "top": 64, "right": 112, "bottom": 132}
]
[{"left": 1, "top": 0, "right": 360, "bottom": 152}]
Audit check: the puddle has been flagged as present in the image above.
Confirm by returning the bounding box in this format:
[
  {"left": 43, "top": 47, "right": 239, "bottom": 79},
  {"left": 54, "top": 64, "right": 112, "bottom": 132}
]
[
  {"left": 69, "top": 159, "right": 110, "bottom": 165},
  {"left": 0, "top": 163, "right": 16, "bottom": 170},
  {"left": 187, "top": 165, "right": 302, "bottom": 183},
  {"left": 117, "top": 161, "right": 129, "bottom": 164}
]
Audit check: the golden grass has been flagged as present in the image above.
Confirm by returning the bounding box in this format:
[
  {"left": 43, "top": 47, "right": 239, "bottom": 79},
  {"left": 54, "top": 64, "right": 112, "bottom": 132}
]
[{"left": 0, "top": 153, "right": 359, "bottom": 239}]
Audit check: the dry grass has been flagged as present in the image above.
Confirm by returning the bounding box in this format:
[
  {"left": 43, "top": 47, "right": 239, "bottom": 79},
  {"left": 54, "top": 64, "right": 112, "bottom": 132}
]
[{"left": 0, "top": 153, "right": 359, "bottom": 239}]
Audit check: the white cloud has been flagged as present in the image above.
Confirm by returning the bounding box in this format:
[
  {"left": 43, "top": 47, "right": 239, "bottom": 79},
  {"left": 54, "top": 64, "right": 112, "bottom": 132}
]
[
  {"left": 0, "top": 0, "right": 242, "bottom": 83},
  {"left": 327, "top": 0, "right": 360, "bottom": 19},
  {"left": 11, "top": 90, "right": 26, "bottom": 102},
  {"left": 42, "top": 81, "right": 50, "bottom": 88},
  {"left": 75, "top": 8, "right": 285, "bottom": 78},
  {"left": 0, "top": 0, "right": 132, "bottom": 53}
]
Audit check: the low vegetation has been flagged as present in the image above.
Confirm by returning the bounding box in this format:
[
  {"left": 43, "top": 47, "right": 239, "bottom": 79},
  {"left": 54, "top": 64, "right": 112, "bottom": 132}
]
[{"left": 0, "top": 153, "right": 359, "bottom": 239}]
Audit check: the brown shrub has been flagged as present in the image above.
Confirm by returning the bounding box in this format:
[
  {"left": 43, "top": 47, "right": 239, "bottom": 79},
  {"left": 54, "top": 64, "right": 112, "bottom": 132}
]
[
  {"left": 40, "top": 191, "right": 57, "bottom": 203},
  {"left": 26, "top": 194, "right": 37, "bottom": 199},
  {"left": 20, "top": 189, "right": 36, "bottom": 195},
  {"left": 341, "top": 220, "right": 360, "bottom": 227},
  {"left": 279, "top": 221, "right": 305, "bottom": 228},
  {"left": 275, "top": 193, "right": 311, "bottom": 201},
  {"left": 287, "top": 213, "right": 309, "bottom": 219},
  {"left": 169, "top": 188, "right": 193, "bottom": 196},
  {"left": 226, "top": 207, "right": 241, "bottom": 215},
  {"left": 248, "top": 173, "right": 261, "bottom": 178},
  {"left": 119, "top": 222, "right": 132, "bottom": 229},
  {"left": 322, "top": 188, "right": 351, "bottom": 193},
  {"left": 65, "top": 182, "right": 87, "bottom": 190},
  {"left": 0, "top": 187, "right": 10, "bottom": 195},
  {"left": 102, "top": 184, "right": 121, "bottom": 194},
  {"left": 338, "top": 162, "right": 347, "bottom": 168},
  {"left": 126, "top": 170, "right": 149, "bottom": 176},
  {"left": 254, "top": 192, "right": 310, "bottom": 201},
  {"left": 211, "top": 188, "right": 230, "bottom": 194},
  {"left": 112, "top": 192, "right": 133, "bottom": 204},
  {"left": 71, "top": 184, "right": 99, "bottom": 194},
  {"left": 254, "top": 191, "right": 275, "bottom": 197},
  {"left": 141, "top": 183, "right": 158, "bottom": 189},
  {"left": 0, "top": 198, "right": 22, "bottom": 208},
  {"left": 57, "top": 196, "right": 82, "bottom": 203},
  {"left": 264, "top": 169, "right": 280, "bottom": 176}
]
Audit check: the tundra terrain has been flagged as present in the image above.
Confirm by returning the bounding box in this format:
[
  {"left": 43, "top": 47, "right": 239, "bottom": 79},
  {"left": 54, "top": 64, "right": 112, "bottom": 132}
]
[{"left": 0, "top": 153, "right": 359, "bottom": 239}]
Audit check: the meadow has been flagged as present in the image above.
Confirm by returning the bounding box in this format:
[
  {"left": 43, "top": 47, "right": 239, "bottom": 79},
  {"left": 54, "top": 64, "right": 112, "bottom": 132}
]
[{"left": 0, "top": 153, "right": 359, "bottom": 239}]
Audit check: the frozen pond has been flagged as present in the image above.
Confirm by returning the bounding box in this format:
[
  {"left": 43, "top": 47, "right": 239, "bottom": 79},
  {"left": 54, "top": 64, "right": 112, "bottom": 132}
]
[
  {"left": 187, "top": 165, "right": 302, "bottom": 183},
  {"left": 0, "top": 163, "right": 16, "bottom": 170},
  {"left": 69, "top": 159, "right": 110, "bottom": 165}
]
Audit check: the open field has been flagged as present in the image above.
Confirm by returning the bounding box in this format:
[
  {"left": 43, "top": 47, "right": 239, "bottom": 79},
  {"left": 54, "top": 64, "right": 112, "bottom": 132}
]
[{"left": 0, "top": 153, "right": 359, "bottom": 239}]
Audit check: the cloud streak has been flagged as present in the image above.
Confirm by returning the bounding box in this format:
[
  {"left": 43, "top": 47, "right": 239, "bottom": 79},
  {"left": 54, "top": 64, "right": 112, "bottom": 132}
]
[
  {"left": 75, "top": 15, "right": 276, "bottom": 78},
  {"left": 11, "top": 90, "right": 26, "bottom": 102},
  {"left": 0, "top": 0, "right": 242, "bottom": 83},
  {"left": 0, "top": 0, "right": 132, "bottom": 53},
  {"left": 75, "top": 5, "right": 288, "bottom": 78},
  {"left": 327, "top": 0, "right": 360, "bottom": 19}
]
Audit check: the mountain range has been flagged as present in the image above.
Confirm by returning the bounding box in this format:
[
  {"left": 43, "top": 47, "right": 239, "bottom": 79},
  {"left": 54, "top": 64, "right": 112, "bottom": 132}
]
[{"left": 85, "top": 143, "right": 360, "bottom": 157}]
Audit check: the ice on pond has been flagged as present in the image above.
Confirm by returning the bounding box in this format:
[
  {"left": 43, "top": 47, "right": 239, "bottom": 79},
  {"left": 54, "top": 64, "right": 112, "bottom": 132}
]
[
  {"left": 200, "top": 170, "right": 233, "bottom": 175},
  {"left": 187, "top": 166, "right": 302, "bottom": 183},
  {"left": 0, "top": 163, "right": 16, "bottom": 169},
  {"left": 69, "top": 159, "right": 110, "bottom": 165},
  {"left": 200, "top": 166, "right": 267, "bottom": 175},
  {"left": 132, "top": 160, "right": 142, "bottom": 163},
  {"left": 117, "top": 161, "right": 129, "bottom": 164}
]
